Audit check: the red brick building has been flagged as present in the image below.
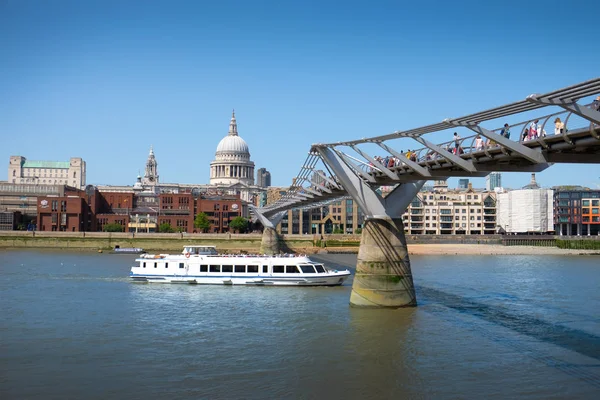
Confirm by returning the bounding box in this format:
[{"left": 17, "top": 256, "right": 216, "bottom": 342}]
[
  {"left": 37, "top": 187, "right": 97, "bottom": 232},
  {"left": 36, "top": 188, "right": 243, "bottom": 233}
]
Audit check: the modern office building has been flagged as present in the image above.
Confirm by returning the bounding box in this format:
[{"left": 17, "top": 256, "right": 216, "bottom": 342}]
[
  {"left": 256, "top": 168, "right": 271, "bottom": 188},
  {"left": 458, "top": 179, "right": 469, "bottom": 189},
  {"left": 8, "top": 156, "right": 86, "bottom": 189},
  {"left": 277, "top": 199, "right": 364, "bottom": 235},
  {"left": 486, "top": 172, "right": 502, "bottom": 191},
  {"left": 553, "top": 186, "right": 600, "bottom": 236}
]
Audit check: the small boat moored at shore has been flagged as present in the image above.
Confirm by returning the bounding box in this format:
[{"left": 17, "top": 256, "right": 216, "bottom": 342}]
[
  {"left": 112, "top": 246, "right": 146, "bottom": 254},
  {"left": 130, "top": 246, "right": 351, "bottom": 286}
]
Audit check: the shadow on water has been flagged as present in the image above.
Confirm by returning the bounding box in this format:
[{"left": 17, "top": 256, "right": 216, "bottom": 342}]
[{"left": 417, "top": 285, "right": 600, "bottom": 362}]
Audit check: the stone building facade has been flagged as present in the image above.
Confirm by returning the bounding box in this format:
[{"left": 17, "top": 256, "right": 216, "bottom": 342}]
[{"left": 8, "top": 156, "right": 86, "bottom": 189}]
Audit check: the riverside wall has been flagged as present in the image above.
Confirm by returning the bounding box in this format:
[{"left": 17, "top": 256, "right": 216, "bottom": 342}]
[{"left": 0, "top": 232, "right": 597, "bottom": 253}]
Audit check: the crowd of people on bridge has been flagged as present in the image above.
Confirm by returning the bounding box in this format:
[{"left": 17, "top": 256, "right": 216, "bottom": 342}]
[{"left": 361, "top": 98, "right": 600, "bottom": 175}]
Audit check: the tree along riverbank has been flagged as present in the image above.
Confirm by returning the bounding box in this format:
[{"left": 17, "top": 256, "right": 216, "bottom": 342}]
[{"left": 0, "top": 231, "right": 598, "bottom": 254}]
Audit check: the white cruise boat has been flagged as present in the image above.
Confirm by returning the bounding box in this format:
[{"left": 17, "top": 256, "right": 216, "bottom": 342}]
[{"left": 129, "top": 246, "right": 351, "bottom": 286}]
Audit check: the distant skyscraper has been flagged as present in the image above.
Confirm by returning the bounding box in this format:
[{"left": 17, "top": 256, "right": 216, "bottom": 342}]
[
  {"left": 311, "top": 170, "right": 326, "bottom": 187},
  {"left": 458, "top": 179, "right": 469, "bottom": 189},
  {"left": 486, "top": 172, "right": 502, "bottom": 191},
  {"left": 256, "top": 168, "right": 271, "bottom": 188}
]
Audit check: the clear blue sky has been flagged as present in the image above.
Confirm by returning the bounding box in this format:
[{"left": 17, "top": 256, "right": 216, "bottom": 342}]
[{"left": 1, "top": 0, "right": 599, "bottom": 190}]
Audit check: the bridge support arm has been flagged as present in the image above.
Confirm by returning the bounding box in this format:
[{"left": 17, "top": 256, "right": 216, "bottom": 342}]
[
  {"left": 527, "top": 96, "right": 600, "bottom": 125},
  {"left": 315, "top": 145, "right": 426, "bottom": 308},
  {"left": 412, "top": 137, "right": 477, "bottom": 172},
  {"left": 450, "top": 121, "right": 547, "bottom": 164}
]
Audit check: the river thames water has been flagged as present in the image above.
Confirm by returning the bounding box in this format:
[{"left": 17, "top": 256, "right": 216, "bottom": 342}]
[{"left": 1, "top": 249, "right": 599, "bottom": 399}]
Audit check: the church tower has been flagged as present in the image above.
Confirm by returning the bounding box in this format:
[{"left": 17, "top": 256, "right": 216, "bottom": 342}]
[{"left": 142, "top": 146, "right": 159, "bottom": 186}]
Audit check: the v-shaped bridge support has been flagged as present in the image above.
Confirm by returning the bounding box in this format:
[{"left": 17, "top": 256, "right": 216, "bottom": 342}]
[
  {"left": 315, "top": 146, "right": 425, "bottom": 307},
  {"left": 250, "top": 206, "right": 285, "bottom": 254}
]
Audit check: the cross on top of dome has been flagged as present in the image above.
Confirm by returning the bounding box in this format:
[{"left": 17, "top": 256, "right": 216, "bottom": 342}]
[{"left": 228, "top": 109, "right": 238, "bottom": 136}]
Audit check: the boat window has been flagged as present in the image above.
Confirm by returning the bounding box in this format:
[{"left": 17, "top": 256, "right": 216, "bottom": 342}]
[
  {"left": 248, "top": 265, "right": 258, "bottom": 273},
  {"left": 154, "top": 263, "right": 157, "bottom": 268},
  {"left": 300, "top": 265, "right": 316, "bottom": 273},
  {"left": 286, "top": 265, "right": 299, "bottom": 273},
  {"left": 262, "top": 265, "right": 268, "bottom": 273},
  {"left": 200, "top": 265, "right": 208, "bottom": 272},
  {"left": 222, "top": 265, "right": 233, "bottom": 273},
  {"left": 143, "top": 262, "right": 146, "bottom": 268},
  {"left": 315, "top": 264, "right": 326, "bottom": 273},
  {"left": 273, "top": 265, "right": 284, "bottom": 273},
  {"left": 235, "top": 265, "right": 246, "bottom": 273},
  {"left": 209, "top": 265, "right": 220, "bottom": 273},
  {"left": 179, "top": 263, "right": 184, "bottom": 269},
  {"left": 165, "top": 263, "right": 168, "bottom": 269}
]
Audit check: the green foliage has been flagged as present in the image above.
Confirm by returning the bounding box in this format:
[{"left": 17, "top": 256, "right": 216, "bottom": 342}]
[
  {"left": 16, "top": 223, "right": 26, "bottom": 231},
  {"left": 194, "top": 212, "right": 211, "bottom": 232},
  {"left": 354, "top": 228, "right": 362, "bottom": 234},
  {"left": 229, "top": 216, "right": 249, "bottom": 233},
  {"left": 158, "top": 222, "right": 175, "bottom": 233},
  {"left": 103, "top": 223, "right": 124, "bottom": 232},
  {"left": 332, "top": 228, "right": 344, "bottom": 234}
]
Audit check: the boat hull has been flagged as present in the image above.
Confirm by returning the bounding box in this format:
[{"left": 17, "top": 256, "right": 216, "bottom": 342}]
[{"left": 129, "top": 272, "right": 350, "bottom": 286}]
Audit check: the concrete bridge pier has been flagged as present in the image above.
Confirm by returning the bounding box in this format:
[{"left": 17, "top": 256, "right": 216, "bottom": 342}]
[
  {"left": 251, "top": 206, "right": 285, "bottom": 255},
  {"left": 350, "top": 216, "right": 416, "bottom": 307},
  {"left": 260, "top": 226, "right": 280, "bottom": 254}
]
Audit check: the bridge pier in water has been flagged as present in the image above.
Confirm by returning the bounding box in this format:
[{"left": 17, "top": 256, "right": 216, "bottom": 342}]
[
  {"left": 260, "top": 226, "right": 280, "bottom": 254},
  {"left": 351, "top": 217, "right": 416, "bottom": 307},
  {"left": 315, "top": 147, "right": 426, "bottom": 308}
]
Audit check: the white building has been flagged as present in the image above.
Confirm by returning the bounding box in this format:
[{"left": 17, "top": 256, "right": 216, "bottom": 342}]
[
  {"left": 7, "top": 156, "right": 86, "bottom": 189},
  {"left": 496, "top": 174, "right": 554, "bottom": 233}
]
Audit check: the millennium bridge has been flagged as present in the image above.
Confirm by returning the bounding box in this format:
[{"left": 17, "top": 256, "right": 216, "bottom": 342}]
[{"left": 252, "top": 78, "right": 600, "bottom": 308}]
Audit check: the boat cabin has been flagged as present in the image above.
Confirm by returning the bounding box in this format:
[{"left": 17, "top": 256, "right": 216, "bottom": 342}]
[{"left": 182, "top": 246, "right": 218, "bottom": 256}]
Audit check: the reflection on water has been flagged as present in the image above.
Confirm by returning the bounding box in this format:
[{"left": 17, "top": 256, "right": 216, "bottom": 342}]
[{"left": 1, "top": 250, "right": 600, "bottom": 399}]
